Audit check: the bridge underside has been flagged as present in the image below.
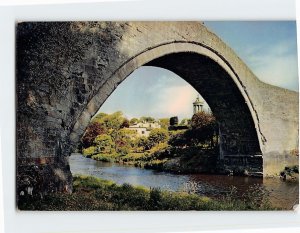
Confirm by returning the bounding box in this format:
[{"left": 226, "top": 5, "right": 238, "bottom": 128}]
[
  {"left": 146, "top": 53, "right": 262, "bottom": 157},
  {"left": 146, "top": 53, "right": 263, "bottom": 174}
]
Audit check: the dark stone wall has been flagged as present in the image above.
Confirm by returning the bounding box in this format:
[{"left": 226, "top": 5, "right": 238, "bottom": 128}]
[{"left": 16, "top": 22, "right": 127, "bottom": 202}]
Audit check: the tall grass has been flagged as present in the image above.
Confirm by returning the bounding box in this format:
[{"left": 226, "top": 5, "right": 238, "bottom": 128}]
[{"left": 18, "top": 175, "right": 277, "bottom": 211}]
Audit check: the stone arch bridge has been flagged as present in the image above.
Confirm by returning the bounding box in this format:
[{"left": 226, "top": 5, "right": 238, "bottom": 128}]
[{"left": 16, "top": 22, "right": 298, "bottom": 196}]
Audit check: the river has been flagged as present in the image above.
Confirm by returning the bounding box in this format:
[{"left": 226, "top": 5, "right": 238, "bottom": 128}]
[{"left": 69, "top": 153, "right": 299, "bottom": 210}]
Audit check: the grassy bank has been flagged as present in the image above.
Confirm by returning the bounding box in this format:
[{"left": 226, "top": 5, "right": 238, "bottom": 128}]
[
  {"left": 18, "top": 175, "right": 277, "bottom": 210},
  {"left": 84, "top": 144, "right": 218, "bottom": 174}
]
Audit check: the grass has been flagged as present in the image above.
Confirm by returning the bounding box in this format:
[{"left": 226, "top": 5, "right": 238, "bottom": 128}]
[{"left": 18, "top": 175, "right": 277, "bottom": 211}]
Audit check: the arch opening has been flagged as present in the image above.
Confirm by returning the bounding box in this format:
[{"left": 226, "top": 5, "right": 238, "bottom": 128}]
[
  {"left": 145, "top": 52, "right": 262, "bottom": 157},
  {"left": 72, "top": 51, "right": 263, "bottom": 175}
]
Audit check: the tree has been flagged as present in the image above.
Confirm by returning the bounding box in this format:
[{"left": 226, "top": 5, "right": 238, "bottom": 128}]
[
  {"left": 81, "top": 122, "right": 106, "bottom": 148},
  {"left": 93, "top": 134, "right": 114, "bottom": 153},
  {"left": 140, "top": 116, "right": 155, "bottom": 123},
  {"left": 114, "top": 128, "right": 133, "bottom": 155},
  {"left": 134, "top": 136, "right": 151, "bottom": 151},
  {"left": 148, "top": 128, "right": 169, "bottom": 148},
  {"left": 188, "top": 111, "right": 217, "bottom": 147},
  {"left": 92, "top": 111, "right": 124, "bottom": 131},
  {"left": 129, "top": 118, "right": 139, "bottom": 125},
  {"left": 169, "top": 130, "right": 189, "bottom": 147},
  {"left": 120, "top": 118, "right": 130, "bottom": 128},
  {"left": 159, "top": 118, "right": 170, "bottom": 129},
  {"left": 92, "top": 112, "right": 108, "bottom": 123},
  {"left": 102, "top": 111, "right": 124, "bottom": 130},
  {"left": 191, "top": 112, "right": 216, "bottom": 129}
]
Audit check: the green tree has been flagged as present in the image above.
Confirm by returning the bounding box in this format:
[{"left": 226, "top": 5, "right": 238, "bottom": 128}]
[
  {"left": 93, "top": 111, "right": 124, "bottom": 131},
  {"left": 103, "top": 111, "right": 124, "bottom": 130},
  {"left": 134, "top": 136, "right": 151, "bottom": 151},
  {"left": 187, "top": 111, "right": 217, "bottom": 147},
  {"left": 140, "top": 116, "right": 155, "bottom": 123},
  {"left": 82, "top": 146, "right": 97, "bottom": 157},
  {"left": 94, "top": 134, "right": 114, "bottom": 153},
  {"left": 129, "top": 118, "right": 139, "bottom": 125},
  {"left": 169, "top": 130, "right": 189, "bottom": 147},
  {"left": 159, "top": 118, "right": 170, "bottom": 129},
  {"left": 114, "top": 128, "right": 133, "bottom": 155},
  {"left": 92, "top": 112, "right": 108, "bottom": 123},
  {"left": 82, "top": 111, "right": 126, "bottom": 149},
  {"left": 148, "top": 128, "right": 169, "bottom": 149},
  {"left": 120, "top": 118, "right": 130, "bottom": 128}
]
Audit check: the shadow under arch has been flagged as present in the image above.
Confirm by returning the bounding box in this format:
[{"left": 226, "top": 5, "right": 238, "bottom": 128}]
[{"left": 70, "top": 41, "right": 263, "bottom": 165}]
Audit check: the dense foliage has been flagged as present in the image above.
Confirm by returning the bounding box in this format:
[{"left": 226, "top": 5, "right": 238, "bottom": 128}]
[
  {"left": 147, "top": 128, "right": 169, "bottom": 149},
  {"left": 81, "top": 122, "right": 106, "bottom": 148},
  {"left": 159, "top": 118, "right": 170, "bottom": 129},
  {"left": 80, "top": 111, "right": 219, "bottom": 174},
  {"left": 168, "top": 112, "right": 217, "bottom": 148},
  {"left": 189, "top": 111, "right": 217, "bottom": 146}
]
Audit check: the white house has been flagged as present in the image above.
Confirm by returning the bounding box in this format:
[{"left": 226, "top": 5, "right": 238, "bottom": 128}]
[{"left": 128, "top": 121, "right": 161, "bottom": 137}]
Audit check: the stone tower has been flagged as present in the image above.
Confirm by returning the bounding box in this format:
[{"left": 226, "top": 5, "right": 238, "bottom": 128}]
[{"left": 193, "top": 95, "right": 204, "bottom": 114}]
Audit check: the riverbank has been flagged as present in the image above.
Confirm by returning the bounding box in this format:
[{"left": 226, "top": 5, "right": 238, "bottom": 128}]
[
  {"left": 18, "top": 175, "right": 277, "bottom": 210},
  {"left": 84, "top": 145, "right": 220, "bottom": 175}
]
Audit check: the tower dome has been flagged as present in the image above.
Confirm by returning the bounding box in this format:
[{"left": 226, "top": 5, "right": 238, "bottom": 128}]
[{"left": 193, "top": 95, "right": 204, "bottom": 114}]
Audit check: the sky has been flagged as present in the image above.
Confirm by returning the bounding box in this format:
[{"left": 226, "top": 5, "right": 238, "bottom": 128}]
[{"left": 99, "top": 21, "right": 299, "bottom": 120}]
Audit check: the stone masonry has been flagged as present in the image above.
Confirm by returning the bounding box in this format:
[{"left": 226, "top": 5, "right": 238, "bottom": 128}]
[{"left": 16, "top": 22, "right": 299, "bottom": 202}]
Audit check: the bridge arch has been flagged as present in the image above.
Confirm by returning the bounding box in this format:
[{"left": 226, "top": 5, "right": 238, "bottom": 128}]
[
  {"left": 16, "top": 22, "right": 298, "bottom": 198},
  {"left": 70, "top": 41, "right": 264, "bottom": 159}
]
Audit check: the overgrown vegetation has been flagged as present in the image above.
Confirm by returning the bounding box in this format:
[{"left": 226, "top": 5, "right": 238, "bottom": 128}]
[
  {"left": 18, "top": 175, "right": 276, "bottom": 211},
  {"left": 280, "top": 165, "right": 299, "bottom": 181},
  {"left": 80, "top": 111, "right": 219, "bottom": 174}
]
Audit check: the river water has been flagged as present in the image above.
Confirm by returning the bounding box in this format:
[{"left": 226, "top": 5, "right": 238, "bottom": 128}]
[{"left": 69, "top": 153, "right": 299, "bottom": 210}]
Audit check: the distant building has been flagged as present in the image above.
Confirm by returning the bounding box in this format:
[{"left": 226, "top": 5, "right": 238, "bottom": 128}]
[
  {"left": 193, "top": 95, "right": 204, "bottom": 114},
  {"left": 128, "top": 121, "right": 161, "bottom": 137},
  {"left": 169, "top": 95, "right": 208, "bottom": 131},
  {"left": 128, "top": 126, "right": 150, "bottom": 137}
]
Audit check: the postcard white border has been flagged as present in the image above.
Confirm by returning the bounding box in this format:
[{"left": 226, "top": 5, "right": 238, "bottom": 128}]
[{"left": 0, "top": 0, "right": 299, "bottom": 233}]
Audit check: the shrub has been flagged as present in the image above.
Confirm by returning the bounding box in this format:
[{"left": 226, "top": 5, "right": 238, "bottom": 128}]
[
  {"left": 120, "top": 118, "right": 130, "bottom": 128},
  {"left": 91, "top": 154, "right": 115, "bottom": 162},
  {"left": 242, "top": 184, "right": 271, "bottom": 209},
  {"left": 280, "top": 165, "right": 299, "bottom": 181},
  {"left": 148, "top": 128, "right": 169, "bottom": 149},
  {"left": 93, "top": 134, "right": 114, "bottom": 153},
  {"left": 149, "top": 142, "right": 169, "bottom": 155},
  {"left": 81, "top": 122, "right": 106, "bottom": 148},
  {"left": 82, "top": 146, "right": 97, "bottom": 157},
  {"left": 134, "top": 136, "right": 150, "bottom": 151},
  {"left": 149, "top": 187, "right": 162, "bottom": 210}
]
